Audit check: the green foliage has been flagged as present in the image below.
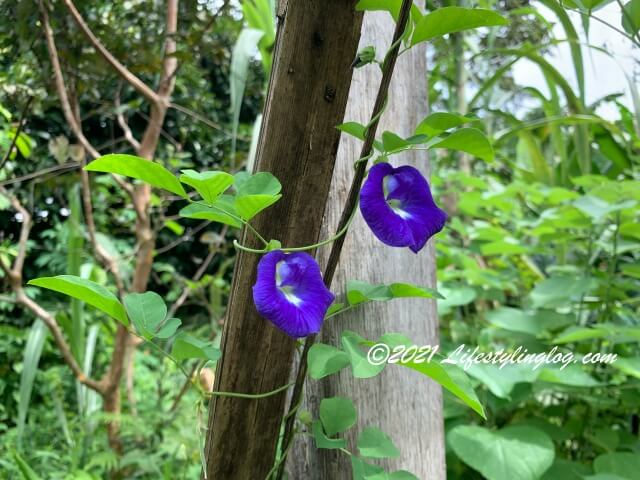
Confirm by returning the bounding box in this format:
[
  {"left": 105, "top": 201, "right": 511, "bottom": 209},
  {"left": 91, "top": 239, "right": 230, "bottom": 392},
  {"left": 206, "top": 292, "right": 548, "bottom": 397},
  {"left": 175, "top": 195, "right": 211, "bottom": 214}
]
[
  {"left": 85, "top": 154, "right": 189, "bottom": 198},
  {"left": 411, "top": 7, "right": 508, "bottom": 45},
  {"left": 124, "top": 292, "right": 181, "bottom": 340},
  {"left": 319, "top": 397, "right": 357, "bottom": 436},
  {"left": 28, "top": 276, "right": 128, "bottom": 325},
  {"left": 357, "top": 426, "right": 400, "bottom": 459},
  {"left": 448, "top": 425, "right": 555, "bottom": 480}
]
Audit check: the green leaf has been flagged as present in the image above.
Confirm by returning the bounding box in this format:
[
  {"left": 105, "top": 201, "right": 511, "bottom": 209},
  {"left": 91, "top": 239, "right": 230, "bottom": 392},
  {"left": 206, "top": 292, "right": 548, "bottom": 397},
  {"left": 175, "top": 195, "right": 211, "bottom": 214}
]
[
  {"left": 412, "top": 7, "right": 508, "bottom": 45},
  {"left": 230, "top": 28, "right": 264, "bottom": 157},
  {"left": 179, "top": 196, "right": 242, "bottom": 228},
  {"left": 415, "top": 112, "right": 472, "bottom": 137},
  {"left": 124, "top": 292, "right": 180, "bottom": 340},
  {"left": 234, "top": 171, "right": 282, "bottom": 220},
  {"left": 448, "top": 425, "right": 555, "bottom": 480},
  {"left": 355, "top": 0, "right": 422, "bottom": 22},
  {"left": 594, "top": 452, "right": 640, "bottom": 479},
  {"left": 312, "top": 420, "right": 347, "bottom": 449},
  {"left": 537, "top": 365, "right": 601, "bottom": 387},
  {"left": 234, "top": 193, "right": 282, "bottom": 220},
  {"left": 351, "top": 456, "right": 385, "bottom": 480},
  {"left": 429, "top": 128, "right": 494, "bottom": 161},
  {"left": 171, "top": 333, "right": 221, "bottom": 362},
  {"left": 611, "top": 357, "right": 640, "bottom": 379},
  {"left": 437, "top": 285, "right": 476, "bottom": 314},
  {"left": 346, "top": 280, "right": 442, "bottom": 306},
  {"left": 357, "top": 427, "right": 400, "bottom": 459},
  {"left": 530, "top": 276, "right": 596, "bottom": 308},
  {"left": 17, "top": 320, "right": 47, "bottom": 445},
  {"left": 11, "top": 450, "right": 42, "bottom": 480},
  {"left": 179, "top": 170, "right": 234, "bottom": 205},
  {"left": 337, "top": 122, "right": 366, "bottom": 140},
  {"left": 320, "top": 397, "right": 357, "bottom": 436},
  {"left": 400, "top": 352, "right": 486, "bottom": 418},
  {"left": 341, "top": 331, "right": 386, "bottom": 378},
  {"left": 622, "top": 0, "right": 640, "bottom": 36},
  {"left": 85, "top": 154, "right": 187, "bottom": 198},
  {"left": 235, "top": 171, "right": 281, "bottom": 196},
  {"left": 308, "top": 343, "right": 351, "bottom": 379},
  {"left": 28, "top": 275, "right": 128, "bottom": 325}
]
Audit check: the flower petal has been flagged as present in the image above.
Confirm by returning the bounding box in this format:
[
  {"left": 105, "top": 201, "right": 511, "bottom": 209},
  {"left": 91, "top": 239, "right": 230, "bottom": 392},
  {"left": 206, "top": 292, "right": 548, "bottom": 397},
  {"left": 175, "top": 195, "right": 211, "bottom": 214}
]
[
  {"left": 359, "top": 163, "right": 447, "bottom": 253},
  {"left": 252, "top": 250, "right": 334, "bottom": 338}
]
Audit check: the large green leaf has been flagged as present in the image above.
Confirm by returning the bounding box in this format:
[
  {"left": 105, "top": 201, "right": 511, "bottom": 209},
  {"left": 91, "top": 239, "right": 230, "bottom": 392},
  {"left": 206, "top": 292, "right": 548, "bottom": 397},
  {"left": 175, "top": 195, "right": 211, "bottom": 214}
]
[
  {"left": 179, "top": 196, "right": 242, "bottom": 228},
  {"left": 412, "top": 7, "right": 508, "bottom": 45},
  {"left": 233, "top": 171, "right": 282, "bottom": 220},
  {"left": 448, "top": 425, "right": 555, "bottom": 480},
  {"left": 312, "top": 420, "right": 347, "bottom": 449},
  {"left": 357, "top": 427, "right": 400, "bottom": 459},
  {"left": 622, "top": 0, "right": 640, "bottom": 35},
  {"left": 346, "top": 280, "right": 442, "bottom": 306},
  {"left": 320, "top": 397, "right": 357, "bottom": 436},
  {"left": 308, "top": 343, "right": 351, "bottom": 379},
  {"left": 28, "top": 275, "right": 128, "bottom": 325},
  {"left": 230, "top": 28, "right": 264, "bottom": 157},
  {"left": 171, "top": 332, "right": 221, "bottom": 362},
  {"left": 530, "top": 276, "right": 597, "bottom": 308},
  {"left": 594, "top": 452, "right": 640, "bottom": 479},
  {"left": 415, "top": 112, "right": 473, "bottom": 137},
  {"left": 17, "top": 320, "right": 47, "bottom": 445},
  {"left": 401, "top": 353, "right": 486, "bottom": 418},
  {"left": 179, "top": 170, "right": 234, "bottom": 205},
  {"left": 85, "top": 154, "right": 187, "bottom": 198},
  {"left": 124, "top": 292, "right": 180, "bottom": 340},
  {"left": 341, "top": 331, "right": 387, "bottom": 378},
  {"left": 429, "top": 128, "right": 494, "bottom": 161}
]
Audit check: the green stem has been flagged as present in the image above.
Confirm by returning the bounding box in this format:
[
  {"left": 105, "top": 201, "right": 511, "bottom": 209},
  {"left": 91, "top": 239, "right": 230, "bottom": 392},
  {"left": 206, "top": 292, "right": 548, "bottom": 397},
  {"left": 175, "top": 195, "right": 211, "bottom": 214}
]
[
  {"left": 192, "top": 200, "right": 269, "bottom": 246},
  {"left": 207, "top": 381, "right": 295, "bottom": 400},
  {"left": 282, "top": 199, "right": 359, "bottom": 252}
]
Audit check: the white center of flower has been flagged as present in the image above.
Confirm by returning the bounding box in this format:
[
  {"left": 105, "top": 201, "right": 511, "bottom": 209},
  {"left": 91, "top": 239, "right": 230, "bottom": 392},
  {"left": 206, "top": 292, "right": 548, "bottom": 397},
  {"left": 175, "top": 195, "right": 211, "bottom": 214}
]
[
  {"left": 276, "top": 261, "right": 303, "bottom": 306},
  {"left": 279, "top": 285, "right": 303, "bottom": 306},
  {"left": 387, "top": 198, "right": 412, "bottom": 219}
]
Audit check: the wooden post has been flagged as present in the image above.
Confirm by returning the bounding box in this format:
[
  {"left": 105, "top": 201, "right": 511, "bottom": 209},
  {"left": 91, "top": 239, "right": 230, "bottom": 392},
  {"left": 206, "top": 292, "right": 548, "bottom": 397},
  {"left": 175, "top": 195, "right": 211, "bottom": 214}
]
[
  {"left": 287, "top": 11, "right": 447, "bottom": 479},
  {"left": 202, "top": 1, "right": 363, "bottom": 478}
]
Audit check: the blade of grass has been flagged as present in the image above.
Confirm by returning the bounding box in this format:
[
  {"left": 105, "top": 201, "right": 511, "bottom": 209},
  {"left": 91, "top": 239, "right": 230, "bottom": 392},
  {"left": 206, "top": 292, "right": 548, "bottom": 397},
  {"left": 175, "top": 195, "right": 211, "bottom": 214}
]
[{"left": 17, "top": 320, "right": 47, "bottom": 447}]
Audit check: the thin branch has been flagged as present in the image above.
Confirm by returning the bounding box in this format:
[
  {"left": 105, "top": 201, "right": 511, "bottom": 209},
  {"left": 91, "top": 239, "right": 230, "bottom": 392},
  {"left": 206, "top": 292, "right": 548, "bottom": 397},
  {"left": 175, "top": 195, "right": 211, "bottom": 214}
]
[
  {"left": 114, "top": 82, "right": 141, "bottom": 151},
  {"left": 155, "top": 220, "right": 212, "bottom": 255},
  {"left": 0, "top": 96, "right": 34, "bottom": 171},
  {"left": 169, "top": 102, "right": 239, "bottom": 138},
  {"left": 61, "top": 0, "right": 160, "bottom": 105},
  {"left": 39, "top": 1, "right": 100, "bottom": 160}
]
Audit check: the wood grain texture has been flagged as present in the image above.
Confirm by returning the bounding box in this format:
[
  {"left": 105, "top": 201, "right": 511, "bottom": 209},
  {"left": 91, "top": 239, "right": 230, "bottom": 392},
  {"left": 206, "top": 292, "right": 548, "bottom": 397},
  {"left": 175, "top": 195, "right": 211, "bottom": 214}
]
[
  {"left": 202, "top": 1, "right": 363, "bottom": 478},
  {"left": 287, "top": 12, "right": 446, "bottom": 479}
]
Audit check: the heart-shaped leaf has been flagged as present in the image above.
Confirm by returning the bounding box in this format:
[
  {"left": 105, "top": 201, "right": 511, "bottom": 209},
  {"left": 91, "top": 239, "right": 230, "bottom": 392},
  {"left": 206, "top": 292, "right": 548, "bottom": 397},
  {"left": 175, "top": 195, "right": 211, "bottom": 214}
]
[{"left": 448, "top": 425, "right": 555, "bottom": 480}]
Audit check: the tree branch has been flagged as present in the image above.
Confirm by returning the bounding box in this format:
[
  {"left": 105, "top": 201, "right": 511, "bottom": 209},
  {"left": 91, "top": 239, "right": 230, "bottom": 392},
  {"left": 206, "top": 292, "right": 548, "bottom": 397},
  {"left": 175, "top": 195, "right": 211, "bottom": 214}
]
[
  {"left": 61, "top": 0, "right": 160, "bottom": 105},
  {"left": 114, "top": 82, "right": 141, "bottom": 151},
  {"left": 0, "top": 186, "right": 104, "bottom": 394}
]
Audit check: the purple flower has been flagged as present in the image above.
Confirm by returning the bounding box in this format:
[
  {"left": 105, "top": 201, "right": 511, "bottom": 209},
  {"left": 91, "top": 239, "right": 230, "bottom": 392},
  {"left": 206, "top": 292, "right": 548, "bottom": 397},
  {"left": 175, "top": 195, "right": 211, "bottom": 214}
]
[
  {"left": 360, "top": 163, "right": 447, "bottom": 253},
  {"left": 252, "top": 250, "right": 334, "bottom": 338}
]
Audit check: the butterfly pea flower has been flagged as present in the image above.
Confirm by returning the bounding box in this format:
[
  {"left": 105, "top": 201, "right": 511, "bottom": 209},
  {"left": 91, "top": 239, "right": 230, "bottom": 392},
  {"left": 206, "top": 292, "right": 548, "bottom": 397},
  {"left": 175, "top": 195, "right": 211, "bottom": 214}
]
[
  {"left": 359, "top": 163, "right": 447, "bottom": 253},
  {"left": 252, "top": 250, "right": 334, "bottom": 338}
]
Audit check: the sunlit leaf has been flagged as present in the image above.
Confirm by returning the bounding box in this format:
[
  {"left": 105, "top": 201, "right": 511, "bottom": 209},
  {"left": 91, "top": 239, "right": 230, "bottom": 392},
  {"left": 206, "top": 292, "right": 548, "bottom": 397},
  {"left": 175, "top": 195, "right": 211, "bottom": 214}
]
[{"left": 85, "top": 154, "right": 187, "bottom": 198}]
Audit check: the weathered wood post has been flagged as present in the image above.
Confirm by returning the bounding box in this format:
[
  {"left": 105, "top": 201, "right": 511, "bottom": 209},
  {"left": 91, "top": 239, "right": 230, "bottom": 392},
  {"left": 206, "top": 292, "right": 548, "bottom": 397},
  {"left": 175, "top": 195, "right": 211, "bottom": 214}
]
[{"left": 202, "top": 1, "right": 363, "bottom": 477}]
